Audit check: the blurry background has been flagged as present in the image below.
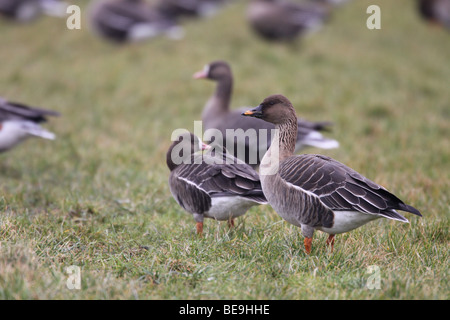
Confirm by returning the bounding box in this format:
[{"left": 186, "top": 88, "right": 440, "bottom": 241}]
[{"left": 0, "top": 0, "right": 448, "bottom": 299}]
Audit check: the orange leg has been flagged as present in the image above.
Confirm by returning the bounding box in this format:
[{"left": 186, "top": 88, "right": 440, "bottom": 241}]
[
  {"left": 304, "top": 237, "right": 312, "bottom": 254},
  {"left": 326, "top": 234, "right": 335, "bottom": 252},
  {"left": 196, "top": 222, "right": 203, "bottom": 236},
  {"left": 227, "top": 218, "right": 235, "bottom": 229}
]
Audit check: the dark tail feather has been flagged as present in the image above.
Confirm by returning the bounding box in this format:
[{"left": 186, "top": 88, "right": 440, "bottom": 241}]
[{"left": 398, "top": 203, "right": 422, "bottom": 217}]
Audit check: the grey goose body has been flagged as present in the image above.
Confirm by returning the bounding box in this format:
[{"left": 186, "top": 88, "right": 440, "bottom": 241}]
[
  {"left": 0, "top": 0, "right": 67, "bottom": 22},
  {"left": 246, "top": 0, "right": 330, "bottom": 42},
  {"left": 417, "top": 0, "right": 450, "bottom": 29},
  {"left": 0, "top": 97, "right": 59, "bottom": 152},
  {"left": 88, "top": 0, "right": 183, "bottom": 43},
  {"left": 167, "top": 132, "right": 267, "bottom": 235},
  {"left": 194, "top": 60, "right": 338, "bottom": 167},
  {"left": 243, "top": 94, "right": 421, "bottom": 253}
]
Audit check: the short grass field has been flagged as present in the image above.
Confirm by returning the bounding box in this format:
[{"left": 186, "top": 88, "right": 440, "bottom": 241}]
[{"left": 0, "top": 0, "right": 448, "bottom": 300}]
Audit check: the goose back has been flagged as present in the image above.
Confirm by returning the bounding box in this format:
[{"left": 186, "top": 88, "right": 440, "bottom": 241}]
[
  {"left": 246, "top": 0, "right": 329, "bottom": 41},
  {"left": 170, "top": 151, "right": 267, "bottom": 207},
  {"left": 0, "top": 99, "right": 59, "bottom": 123}
]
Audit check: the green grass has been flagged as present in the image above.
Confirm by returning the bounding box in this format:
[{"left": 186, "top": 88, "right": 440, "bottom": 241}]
[{"left": 0, "top": 0, "right": 448, "bottom": 300}]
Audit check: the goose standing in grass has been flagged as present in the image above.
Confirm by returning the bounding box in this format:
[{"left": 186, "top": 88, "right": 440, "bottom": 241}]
[
  {"left": 88, "top": 0, "right": 184, "bottom": 43},
  {"left": 39, "top": 0, "right": 68, "bottom": 17},
  {"left": 0, "top": 0, "right": 67, "bottom": 22},
  {"left": 242, "top": 94, "right": 422, "bottom": 254},
  {"left": 166, "top": 132, "right": 267, "bottom": 235},
  {"left": 193, "top": 60, "right": 338, "bottom": 167},
  {"left": 0, "top": 97, "right": 59, "bottom": 152},
  {"left": 417, "top": 0, "right": 450, "bottom": 30},
  {"left": 246, "top": 0, "right": 330, "bottom": 42}
]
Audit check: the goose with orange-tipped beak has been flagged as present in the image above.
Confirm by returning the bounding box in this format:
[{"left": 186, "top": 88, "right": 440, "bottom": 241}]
[
  {"left": 242, "top": 94, "right": 422, "bottom": 254},
  {"left": 0, "top": 97, "right": 59, "bottom": 152}
]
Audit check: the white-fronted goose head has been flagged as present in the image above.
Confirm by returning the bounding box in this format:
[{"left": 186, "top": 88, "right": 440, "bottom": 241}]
[
  {"left": 0, "top": 0, "right": 67, "bottom": 22},
  {"left": 242, "top": 94, "right": 422, "bottom": 254},
  {"left": 193, "top": 61, "right": 339, "bottom": 168},
  {"left": 246, "top": 0, "right": 330, "bottom": 42},
  {"left": 88, "top": 0, "right": 184, "bottom": 44},
  {"left": 167, "top": 132, "right": 267, "bottom": 235},
  {"left": 0, "top": 97, "right": 60, "bottom": 152},
  {"left": 417, "top": 0, "right": 450, "bottom": 29}
]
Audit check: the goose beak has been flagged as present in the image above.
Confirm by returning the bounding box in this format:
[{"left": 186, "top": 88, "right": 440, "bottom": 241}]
[{"left": 242, "top": 105, "right": 263, "bottom": 118}]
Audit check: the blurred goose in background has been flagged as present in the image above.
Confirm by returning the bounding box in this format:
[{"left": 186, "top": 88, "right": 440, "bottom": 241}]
[
  {"left": 246, "top": 0, "right": 330, "bottom": 42},
  {"left": 0, "top": 0, "right": 67, "bottom": 22},
  {"left": 417, "top": 0, "right": 450, "bottom": 30},
  {"left": 155, "top": 0, "right": 230, "bottom": 20},
  {"left": 0, "top": 97, "right": 59, "bottom": 152},
  {"left": 242, "top": 95, "right": 422, "bottom": 254},
  {"left": 88, "top": 0, "right": 184, "bottom": 43},
  {"left": 193, "top": 61, "right": 339, "bottom": 167},
  {"left": 39, "top": 0, "right": 68, "bottom": 17},
  {"left": 167, "top": 132, "right": 267, "bottom": 235}
]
